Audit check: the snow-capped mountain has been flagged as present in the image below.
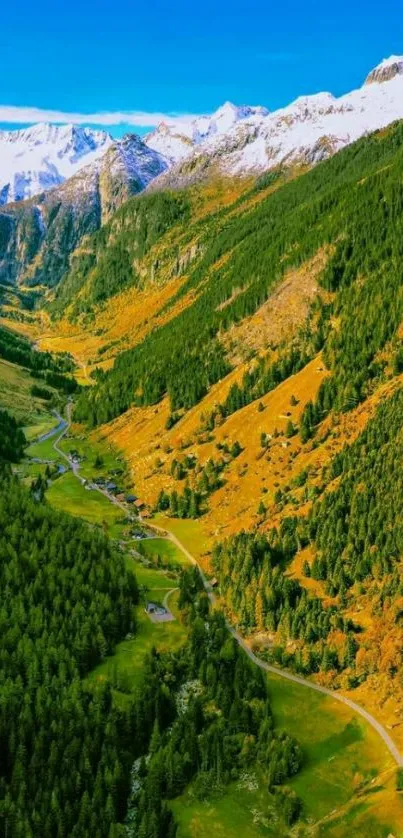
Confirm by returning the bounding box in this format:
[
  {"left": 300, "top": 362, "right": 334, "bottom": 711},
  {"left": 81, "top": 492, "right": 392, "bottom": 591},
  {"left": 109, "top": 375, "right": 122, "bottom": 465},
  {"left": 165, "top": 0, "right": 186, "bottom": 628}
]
[
  {"left": 2, "top": 54, "right": 403, "bottom": 289},
  {"left": 0, "top": 131, "right": 167, "bottom": 287},
  {"left": 145, "top": 103, "right": 269, "bottom": 164},
  {"left": 145, "top": 55, "right": 403, "bottom": 185},
  {"left": 2, "top": 54, "right": 403, "bottom": 207},
  {"left": 0, "top": 123, "right": 167, "bottom": 205},
  {"left": 365, "top": 54, "right": 403, "bottom": 85},
  {"left": 0, "top": 124, "right": 113, "bottom": 204}
]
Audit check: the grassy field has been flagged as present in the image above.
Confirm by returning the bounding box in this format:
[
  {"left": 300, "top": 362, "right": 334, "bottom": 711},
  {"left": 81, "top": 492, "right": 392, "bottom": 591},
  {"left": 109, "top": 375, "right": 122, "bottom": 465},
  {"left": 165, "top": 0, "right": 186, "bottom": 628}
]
[
  {"left": 172, "top": 671, "right": 403, "bottom": 838},
  {"left": 138, "top": 537, "right": 189, "bottom": 568},
  {"left": 267, "top": 673, "right": 403, "bottom": 836},
  {"left": 0, "top": 357, "right": 55, "bottom": 428},
  {"left": 172, "top": 772, "right": 287, "bottom": 838},
  {"left": 46, "top": 471, "right": 126, "bottom": 534},
  {"left": 58, "top": 431, "right": 128, "bottom": 483},
  {"left": 153, "top": 514, "right": 209, "bottom": 562},
  {"left": 26, "top": 433, "right": 61, "bottom": 461},
  {"left": 24, "top": 415, "right": 57, "bottom": 441},
  {"left": 132, "top": 559, "right": 178, "bottom": 593},
  {"left": 14, "top": 459, "right": 56, "bottom": 486},
  {"left": 87, "top": 555, "right": 188, "bottom": 699},
  {"left": 88, "top": 593, "right": 187, "bottom": 695}
]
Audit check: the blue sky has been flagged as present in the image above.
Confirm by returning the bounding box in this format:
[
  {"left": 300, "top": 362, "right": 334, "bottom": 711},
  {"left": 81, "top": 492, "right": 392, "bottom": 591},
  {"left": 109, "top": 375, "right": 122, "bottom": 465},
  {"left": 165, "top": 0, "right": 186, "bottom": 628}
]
[{"left": 1, "top": 0, "right": 403, "bottom": 136}]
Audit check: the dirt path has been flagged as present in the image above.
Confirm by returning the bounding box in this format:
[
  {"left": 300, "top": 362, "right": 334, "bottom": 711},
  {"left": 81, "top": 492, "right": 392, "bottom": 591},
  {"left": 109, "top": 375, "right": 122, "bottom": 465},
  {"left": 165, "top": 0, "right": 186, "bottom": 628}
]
[
  {"left": 47, "top": 407, "right": 403, "bottom": 769},
  {"left": 162, "top": 587, "right": 179, "bottom": 610}
]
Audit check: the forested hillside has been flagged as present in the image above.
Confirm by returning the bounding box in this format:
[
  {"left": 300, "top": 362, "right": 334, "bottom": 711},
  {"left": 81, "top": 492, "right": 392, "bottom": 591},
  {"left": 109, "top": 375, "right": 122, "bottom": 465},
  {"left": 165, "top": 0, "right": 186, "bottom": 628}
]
[
  {"left": 71, "top": 122, "right": 403, "bottom": 427},
  {"left": 1, "top": 108, "right": 403, "bottom": 837},
  {"left": 124, "top": 570, "right": 304, "bottom": 837},
  {"left": 37, "top": 121, "right": 402, "bottom": 710},
  {"left": 0, "top": 406, "right": 310, "bottom": 837},
  {"left": 0, "top": 412, "right": 140, "bottom": 837},
  {"left": 213, "top": 386, "right": 403, "bottom": 680},
  {"left": 52, "top": 190, "right": 190, "bottom": 316}
]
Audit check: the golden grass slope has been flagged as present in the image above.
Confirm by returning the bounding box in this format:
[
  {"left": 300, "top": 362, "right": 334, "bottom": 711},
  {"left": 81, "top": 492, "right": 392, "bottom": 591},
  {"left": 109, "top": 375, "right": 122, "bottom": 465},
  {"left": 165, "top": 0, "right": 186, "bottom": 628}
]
[
  {"left": 222, "top": 248, "right": 332, "bottom": 362},
  {"left": 0, "top": 357, "right": 54, "bottom": 427}
]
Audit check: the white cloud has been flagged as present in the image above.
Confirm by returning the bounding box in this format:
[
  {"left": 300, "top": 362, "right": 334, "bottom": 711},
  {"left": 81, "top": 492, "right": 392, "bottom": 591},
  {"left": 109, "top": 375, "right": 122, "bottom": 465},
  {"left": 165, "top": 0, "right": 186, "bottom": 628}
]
[{"left": 0, "top": 104, "right": 201, "bottom": 128}]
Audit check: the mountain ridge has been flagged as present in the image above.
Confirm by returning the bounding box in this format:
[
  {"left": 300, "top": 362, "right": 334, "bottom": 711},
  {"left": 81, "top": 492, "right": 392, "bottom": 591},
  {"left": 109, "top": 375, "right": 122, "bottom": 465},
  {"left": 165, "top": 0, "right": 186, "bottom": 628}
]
[
  {"left": 2, "top": 54, "right": 403, "bottom": 209},
  {"left": 2, "top": 54, "right": 403, "bottom": 290},
  {"left": 145, "top": 54, "right": 403, "bottom": 187}
]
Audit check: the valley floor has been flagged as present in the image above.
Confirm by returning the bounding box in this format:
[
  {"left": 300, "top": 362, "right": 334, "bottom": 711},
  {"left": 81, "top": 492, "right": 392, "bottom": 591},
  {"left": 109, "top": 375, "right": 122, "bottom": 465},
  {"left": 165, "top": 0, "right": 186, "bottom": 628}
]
[{"left": 23, "top": 406, "right": 403, "bottom": 838}]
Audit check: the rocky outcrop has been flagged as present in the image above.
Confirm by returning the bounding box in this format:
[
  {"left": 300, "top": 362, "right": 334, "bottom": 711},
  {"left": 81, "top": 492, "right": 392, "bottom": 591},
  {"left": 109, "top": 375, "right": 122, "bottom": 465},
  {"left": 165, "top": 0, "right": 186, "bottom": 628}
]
[{"left": 365, "top": 55, "right": 403, "bottom": 85}]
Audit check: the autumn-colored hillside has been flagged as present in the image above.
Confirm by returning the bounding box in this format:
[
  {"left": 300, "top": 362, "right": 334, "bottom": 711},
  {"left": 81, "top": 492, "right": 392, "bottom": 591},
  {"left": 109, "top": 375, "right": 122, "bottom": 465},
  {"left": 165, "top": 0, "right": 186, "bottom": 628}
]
[{"left": 1, "top": 125, "right": 402, "bottom": 758}]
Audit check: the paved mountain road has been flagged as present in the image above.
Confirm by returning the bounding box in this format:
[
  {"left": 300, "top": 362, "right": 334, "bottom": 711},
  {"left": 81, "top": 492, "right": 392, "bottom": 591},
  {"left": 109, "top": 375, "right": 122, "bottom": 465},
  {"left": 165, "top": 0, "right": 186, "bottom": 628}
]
[{"left": 144, "top": 523, "right": 403, "bottom": 768}]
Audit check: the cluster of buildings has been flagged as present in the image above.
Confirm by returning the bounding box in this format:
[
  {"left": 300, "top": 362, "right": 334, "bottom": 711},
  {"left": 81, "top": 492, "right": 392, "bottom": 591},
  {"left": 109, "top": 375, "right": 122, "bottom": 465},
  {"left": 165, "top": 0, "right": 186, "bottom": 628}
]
[{"left": 92, "top": 476, "right": 150, "bottom": 516}]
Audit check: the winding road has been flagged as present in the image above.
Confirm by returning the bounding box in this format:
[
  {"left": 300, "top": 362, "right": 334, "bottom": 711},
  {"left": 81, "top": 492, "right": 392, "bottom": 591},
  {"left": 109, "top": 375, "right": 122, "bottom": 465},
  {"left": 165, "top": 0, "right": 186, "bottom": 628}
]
[
  {"left": 48, "top": 405, "right": 403, "bottom": 770},
  {"left": 140, "top": 527, "right": 403, "bottom": 768}
]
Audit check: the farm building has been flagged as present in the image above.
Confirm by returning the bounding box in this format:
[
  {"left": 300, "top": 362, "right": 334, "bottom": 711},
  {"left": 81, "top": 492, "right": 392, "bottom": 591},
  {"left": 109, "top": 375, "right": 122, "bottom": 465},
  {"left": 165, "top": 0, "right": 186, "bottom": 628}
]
[{"left": 126, "top": 494, "right": 137, "bottom": 504}]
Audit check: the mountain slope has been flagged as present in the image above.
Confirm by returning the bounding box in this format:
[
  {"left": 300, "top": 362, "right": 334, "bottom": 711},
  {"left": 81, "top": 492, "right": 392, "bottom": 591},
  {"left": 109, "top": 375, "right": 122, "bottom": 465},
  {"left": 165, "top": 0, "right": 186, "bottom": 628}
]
[
  {"left": 3, "top": 54, "right": 403, "bottom": 211},
  {"left": 147, "top": 55, "right": 403, "bottom": 188},
  {"left": 0, "top": 123, "right": 113, "bottom": 204},
  {"left": 47, "top": 123, "right": 402, "bottom": 753},
  {"left": 0, "top": 134, "right": 167, "bottom": 287},
  {"left": 2, "top": 55, "right": 403, "bottom": 291},
  {"left": 70, "top": 120, "right": 403, "bottom": 428},
  {"left": 2, "top": 93, "right": 403, "bottom": 834}
]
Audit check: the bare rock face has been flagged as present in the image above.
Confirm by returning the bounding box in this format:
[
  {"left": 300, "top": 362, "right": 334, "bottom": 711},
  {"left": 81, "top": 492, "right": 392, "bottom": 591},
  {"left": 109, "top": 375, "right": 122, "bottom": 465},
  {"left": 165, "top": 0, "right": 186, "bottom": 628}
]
[{"left": 365, "top": 55, "right": 403, "bottom": 85}]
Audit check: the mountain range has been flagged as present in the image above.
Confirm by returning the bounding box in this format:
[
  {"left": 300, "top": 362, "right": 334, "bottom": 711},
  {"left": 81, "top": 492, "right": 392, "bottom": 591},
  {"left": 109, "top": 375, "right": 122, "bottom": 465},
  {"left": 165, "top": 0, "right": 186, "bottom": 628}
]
[
  {"left": 1, "top": 50, "right": 403, "bottom": 837},
  {"left": 1, "top": 54, "right": 403, "bottom": 288}
]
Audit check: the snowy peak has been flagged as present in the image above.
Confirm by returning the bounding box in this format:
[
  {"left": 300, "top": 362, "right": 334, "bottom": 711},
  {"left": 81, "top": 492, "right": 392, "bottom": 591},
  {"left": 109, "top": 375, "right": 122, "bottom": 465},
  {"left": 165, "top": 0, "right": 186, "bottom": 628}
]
[
  {"left": 211, "top": 101, "right": 269, "bottom": 131},
  {"left": 0, "top": 124, "right": 166, "bottom": 205},
  {"left": 365, "top": 55, "right": 403, "bottom": 85},
  {"left": 147, "top": 54, "right": 403, "bottom": 189},
  {"left": 1, "top": 122, "right": 112, "bottom": 156},
  {"left": 145, "top": 101, "right": 270, "bottom": 163},
  {"left": 3, "top": 53, "right": 403, "bottom": 206},
  {"left": 104, "top": 132, "right": 167, "bottom": 188},
  {"left": 0, "top": 122, "right": 114, "bottom": 204}
]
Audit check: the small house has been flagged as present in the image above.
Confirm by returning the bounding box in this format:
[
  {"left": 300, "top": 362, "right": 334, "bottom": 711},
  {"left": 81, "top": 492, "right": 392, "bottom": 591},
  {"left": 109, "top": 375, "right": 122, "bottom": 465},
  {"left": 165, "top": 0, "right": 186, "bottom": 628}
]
[
  {"left": 105, "top": 481, "right": 118, "bottom": 493},
  {"left": 210, "top": 578, "right": 219, "bottom": 589},
  {"left": 145, "top": 601, "right": 167, "bottom": 616},
  {"left": 126, "top": 494, "right": 137, "bottom": 504},
  {"left": 134, "top": 499, "right": 145, "bottom": 510}
]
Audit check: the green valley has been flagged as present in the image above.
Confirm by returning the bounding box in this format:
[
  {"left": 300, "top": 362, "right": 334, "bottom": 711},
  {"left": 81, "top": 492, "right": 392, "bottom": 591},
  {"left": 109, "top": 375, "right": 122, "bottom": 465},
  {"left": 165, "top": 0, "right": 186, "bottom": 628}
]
[{"left": 1, "top": 57, "right": 403, "bottom": 838}]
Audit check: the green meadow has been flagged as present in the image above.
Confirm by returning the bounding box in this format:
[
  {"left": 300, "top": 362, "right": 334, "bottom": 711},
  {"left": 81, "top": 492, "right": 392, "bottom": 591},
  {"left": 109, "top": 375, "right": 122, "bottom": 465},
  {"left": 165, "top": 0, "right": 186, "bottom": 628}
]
[
  {"left": 46, "top": 471, "right": 125, "bottom": 535},
  {"left": 58, "top": 433, "right": 128, "bottom": 482},
  {"left": 24, "top": 415, "right": 57, "bottom": 441},
  {"left": 138, "top": 536, "right": 189, "bottom": 567},
  {"left": 87, "top": 554, "right": 187, "bottom": 701},
  {"left": 26, "top": 433, "right": 61, "bottom": 461},
  {"left": 172, "top": 672, "right": 402, "bottom": 838},
  {"left": 0, "top": 357, "right": 55, "bottom": 428},
  {"left": 153, "top": 514, "right": 209, "bottom": 561}
]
